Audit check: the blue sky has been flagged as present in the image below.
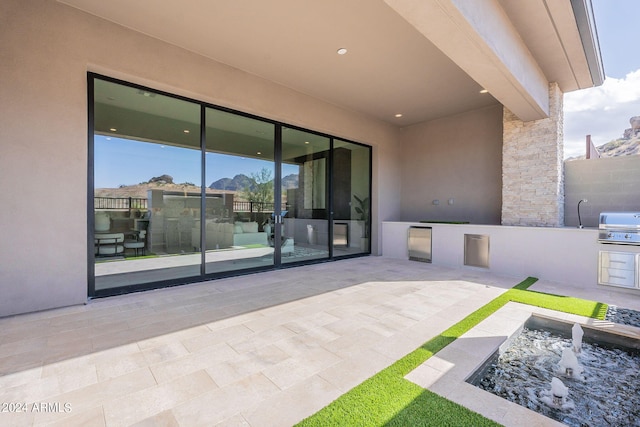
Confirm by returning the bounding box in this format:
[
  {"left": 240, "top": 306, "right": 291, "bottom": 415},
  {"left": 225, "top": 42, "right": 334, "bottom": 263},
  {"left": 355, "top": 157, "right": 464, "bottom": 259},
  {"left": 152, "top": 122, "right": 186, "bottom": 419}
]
[
  {"left": 564, "top": 0, "right": 640, "bottom": 158},
  {"left": 95, "top": 136, "right": 298, "bottom": 188}
]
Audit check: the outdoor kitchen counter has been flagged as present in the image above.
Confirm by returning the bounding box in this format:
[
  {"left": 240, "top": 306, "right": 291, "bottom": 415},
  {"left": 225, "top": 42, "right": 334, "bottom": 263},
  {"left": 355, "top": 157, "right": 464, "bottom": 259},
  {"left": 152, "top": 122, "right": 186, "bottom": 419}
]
[{"left": 382, "top": 221, "right": 640, "bottom": 287}]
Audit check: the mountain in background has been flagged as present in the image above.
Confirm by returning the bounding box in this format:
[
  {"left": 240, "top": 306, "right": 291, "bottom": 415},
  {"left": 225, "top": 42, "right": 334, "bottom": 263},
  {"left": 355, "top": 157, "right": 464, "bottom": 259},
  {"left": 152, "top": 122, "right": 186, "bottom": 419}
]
[
  {"left": 567, "top": 116, "right": 640, "bottom": 160},
  {"left": 209, "top": 174, "right": 254, "bottom": 191},
  {"left": 95, "top": 173, "right": 300, "bottom": 198},
  {"left": 208, "top": 173, "right": 299, "bottom": 191},
  {"left": 592, "top": 135, "right": 640, "bottom": 157},
  {"left": 281, "top": 174, "right": 299, "bottom": 190}
]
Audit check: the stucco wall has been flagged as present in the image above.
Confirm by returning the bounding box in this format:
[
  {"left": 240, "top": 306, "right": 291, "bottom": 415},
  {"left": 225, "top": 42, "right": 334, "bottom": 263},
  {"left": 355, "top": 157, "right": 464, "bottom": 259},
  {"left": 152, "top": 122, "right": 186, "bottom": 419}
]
[
  {"left": 398, "top": 104, "right": 503, "bottom": 224},
  {"left": 564, "top": 156, "right": 640, "bottom": 227},
  {"left": 0, "top": 0, "right": 400, "bottom": 316},
  {"left": 382, "top": 221, "right": 603, "bottom": 287}
]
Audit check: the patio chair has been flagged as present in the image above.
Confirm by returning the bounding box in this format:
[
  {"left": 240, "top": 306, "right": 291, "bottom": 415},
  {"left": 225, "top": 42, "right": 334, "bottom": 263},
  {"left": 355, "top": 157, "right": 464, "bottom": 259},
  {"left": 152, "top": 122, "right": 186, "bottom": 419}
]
[
  {"left": 95, "top": 232, "right": 125, "bottom": 256},
  {"left": 124, "top": 230, "right": 146, "bottom": 257}
]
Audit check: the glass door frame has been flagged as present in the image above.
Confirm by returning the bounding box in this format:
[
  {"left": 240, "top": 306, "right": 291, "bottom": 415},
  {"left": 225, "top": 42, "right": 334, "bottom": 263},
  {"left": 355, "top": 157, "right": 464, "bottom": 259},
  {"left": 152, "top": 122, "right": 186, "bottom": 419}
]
[{"left": 88, "top": 73, "right": 371, "bottom": 299}]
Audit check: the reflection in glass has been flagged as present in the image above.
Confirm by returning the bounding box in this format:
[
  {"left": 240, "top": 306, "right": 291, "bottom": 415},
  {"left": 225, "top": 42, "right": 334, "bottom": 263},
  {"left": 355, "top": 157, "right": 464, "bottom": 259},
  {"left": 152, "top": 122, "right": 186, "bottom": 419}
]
[
  {"left": 204, "top": 108, "right": 276, "bottom": 274},
  {"left": 281, "top": 128, "right": 330, "bottom": 263},
  {"left": 91, "top": 77, "right": 372, "bottom": 296},
  {"left": 93, "top": 79, "right": 201, "bottom": 291}
]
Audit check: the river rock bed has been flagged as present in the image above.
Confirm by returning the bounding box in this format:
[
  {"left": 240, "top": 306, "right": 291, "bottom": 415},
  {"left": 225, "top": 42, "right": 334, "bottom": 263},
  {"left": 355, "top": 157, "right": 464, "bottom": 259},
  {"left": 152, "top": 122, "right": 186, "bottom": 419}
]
[{"left": 606, "top": 305, "right": 640, "bottom": 328}]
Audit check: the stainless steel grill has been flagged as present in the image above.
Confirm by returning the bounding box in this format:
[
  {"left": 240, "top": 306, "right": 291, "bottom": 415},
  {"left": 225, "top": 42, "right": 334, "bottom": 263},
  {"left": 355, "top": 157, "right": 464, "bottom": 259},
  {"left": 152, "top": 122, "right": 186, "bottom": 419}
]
[{"left": 598, "top": 212, "right": 640, "bottom": 245}]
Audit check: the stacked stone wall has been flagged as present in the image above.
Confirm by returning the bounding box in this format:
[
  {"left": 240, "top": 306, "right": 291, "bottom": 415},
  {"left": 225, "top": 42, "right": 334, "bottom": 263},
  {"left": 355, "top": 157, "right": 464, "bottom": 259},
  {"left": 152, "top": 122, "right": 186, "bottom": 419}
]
[{"left": 502, "top": 83, "right": 564, "bottom": 226}]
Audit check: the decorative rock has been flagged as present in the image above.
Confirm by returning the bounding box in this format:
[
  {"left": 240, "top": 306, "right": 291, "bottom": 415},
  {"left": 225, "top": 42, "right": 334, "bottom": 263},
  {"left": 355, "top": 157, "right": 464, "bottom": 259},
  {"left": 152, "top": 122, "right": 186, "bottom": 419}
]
[{"left": 606, "top": 306, "right": 640, "bottom": 328}]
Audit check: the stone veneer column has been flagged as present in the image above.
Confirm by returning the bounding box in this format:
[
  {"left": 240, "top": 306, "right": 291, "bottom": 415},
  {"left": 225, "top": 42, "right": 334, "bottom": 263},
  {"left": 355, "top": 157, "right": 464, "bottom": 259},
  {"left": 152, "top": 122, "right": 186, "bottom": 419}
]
[{"left": 502, "top": 83, "right": 564, "bottom": 226}]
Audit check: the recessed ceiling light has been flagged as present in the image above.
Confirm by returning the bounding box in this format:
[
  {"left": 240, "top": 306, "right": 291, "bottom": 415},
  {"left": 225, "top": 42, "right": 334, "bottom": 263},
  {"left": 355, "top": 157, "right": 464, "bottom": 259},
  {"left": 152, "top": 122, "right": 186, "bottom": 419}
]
[
  {"left": 257, "top": 151, "right": 262, "bottom": 155},
  {"left": 304, "top": 141, "right": 310, "bottom": 144},
  {"left": 109, "top": 128, "right": 117, "bottom": 132},
  {"left": 479, "top": 89, "right": 489, "bottom": 94},
  {"left": 183, "top": 129, "right": 190, "bottom": 134},
  {"left": 136, "top": 90, "right": 155, "bottom": 98},
  {"left": 337, "top": 48, "right": 348, "bottom": 55},
  {"left": 395, "top": 114, "right": 403, "bottom": 118}
]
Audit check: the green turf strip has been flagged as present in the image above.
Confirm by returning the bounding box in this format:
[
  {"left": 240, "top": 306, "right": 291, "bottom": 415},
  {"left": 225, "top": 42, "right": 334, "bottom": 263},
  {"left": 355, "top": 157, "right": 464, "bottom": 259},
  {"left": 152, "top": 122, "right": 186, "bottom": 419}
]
[{"left": 296, "top": 277, "right": 607, "bottom": 427}]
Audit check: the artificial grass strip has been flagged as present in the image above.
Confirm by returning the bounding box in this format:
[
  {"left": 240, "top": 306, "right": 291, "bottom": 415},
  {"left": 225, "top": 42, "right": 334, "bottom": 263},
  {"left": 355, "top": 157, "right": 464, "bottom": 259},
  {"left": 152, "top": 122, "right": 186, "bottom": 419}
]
[
  {"left": 507, "top": 288, "right": 607, "bottom": 319},
  {"left": 296, "top": 277, "right": 608, "bottom": 427},
  {"left": 384, "top": 389, "right": 500, "bottom": 427},
  {"left": 511, "top": 276, "right": 538, "bottom": 290}
]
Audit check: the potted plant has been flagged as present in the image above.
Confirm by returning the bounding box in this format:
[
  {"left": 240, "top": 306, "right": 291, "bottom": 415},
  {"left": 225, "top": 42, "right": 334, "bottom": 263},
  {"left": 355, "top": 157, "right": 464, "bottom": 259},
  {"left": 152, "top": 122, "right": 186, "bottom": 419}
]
[{"left": 353, "top": 194, "right": 370, "bottom": 249}]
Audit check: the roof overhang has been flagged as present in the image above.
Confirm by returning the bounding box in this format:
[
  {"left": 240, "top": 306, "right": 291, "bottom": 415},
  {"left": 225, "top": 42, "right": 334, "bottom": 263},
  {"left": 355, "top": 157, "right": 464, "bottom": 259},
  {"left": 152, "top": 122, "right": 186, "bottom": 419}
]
[
  {"left": 59, "top": 0, "right": 604, "bottom": 124},
  {"left": 385, "top": 0, "right": 605, "bottom": 121},
  {"left": 570, "top": 0, "right": 605, "bottom": 87}
]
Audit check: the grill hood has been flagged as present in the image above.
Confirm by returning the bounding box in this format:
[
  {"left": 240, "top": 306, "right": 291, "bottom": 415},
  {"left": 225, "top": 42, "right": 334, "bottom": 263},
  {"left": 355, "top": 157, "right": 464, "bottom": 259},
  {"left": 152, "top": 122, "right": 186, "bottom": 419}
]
[{"left": 599, "top": 212, "right": 640, "bottom": 230}]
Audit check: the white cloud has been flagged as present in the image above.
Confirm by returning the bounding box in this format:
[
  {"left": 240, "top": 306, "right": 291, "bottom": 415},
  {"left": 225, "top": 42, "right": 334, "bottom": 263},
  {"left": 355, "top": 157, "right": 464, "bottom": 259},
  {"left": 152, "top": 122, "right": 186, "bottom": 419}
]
[
  {"left": 564, "top": 69, "right": 640, "bottom": 158},
  {"left": 565, "top": 70, "right": 640, "bottom": 112}
]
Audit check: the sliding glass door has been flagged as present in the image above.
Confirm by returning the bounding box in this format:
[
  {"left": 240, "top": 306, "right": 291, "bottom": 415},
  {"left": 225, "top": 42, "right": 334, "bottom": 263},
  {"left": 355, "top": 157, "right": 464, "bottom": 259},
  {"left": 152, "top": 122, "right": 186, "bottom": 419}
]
[
  {"left": 280, "top": 128, "right": 330, "bottom": 263},
  {"left": 90, "top": 74, "right": 371, "bottom": 297}
]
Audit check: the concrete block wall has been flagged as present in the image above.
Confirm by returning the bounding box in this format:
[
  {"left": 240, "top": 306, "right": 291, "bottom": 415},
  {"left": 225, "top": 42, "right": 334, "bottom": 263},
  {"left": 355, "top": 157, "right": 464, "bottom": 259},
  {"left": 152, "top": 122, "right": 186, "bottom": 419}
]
[
  {"left": 564, "top": 156, "right": 640, "bottom": 227},
  {"left": 502, "top": 83, "right": 564, "bottom": 226}
]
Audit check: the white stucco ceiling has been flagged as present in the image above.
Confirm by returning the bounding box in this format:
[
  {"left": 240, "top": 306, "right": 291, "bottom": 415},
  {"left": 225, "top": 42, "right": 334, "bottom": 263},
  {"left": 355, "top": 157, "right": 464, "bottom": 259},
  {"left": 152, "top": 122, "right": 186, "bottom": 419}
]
[{"left": 59, "top": 0, "right": 600, "bottom": 126}]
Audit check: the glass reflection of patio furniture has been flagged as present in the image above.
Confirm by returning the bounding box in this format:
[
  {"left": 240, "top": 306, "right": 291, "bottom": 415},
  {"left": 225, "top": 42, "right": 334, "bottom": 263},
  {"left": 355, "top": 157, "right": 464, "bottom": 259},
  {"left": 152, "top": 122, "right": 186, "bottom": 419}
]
[
  {"left": 94, "top": 232, "right": 125, "bottom": 256},
  {"left": 124, "top": 230, "right": 146, "bottom": 257},
  {"left": 268, "top": 212, "right": 294, "bottom": 254},
  {"left": 192, "top": 220, "right": 233, "bottom": 251}
]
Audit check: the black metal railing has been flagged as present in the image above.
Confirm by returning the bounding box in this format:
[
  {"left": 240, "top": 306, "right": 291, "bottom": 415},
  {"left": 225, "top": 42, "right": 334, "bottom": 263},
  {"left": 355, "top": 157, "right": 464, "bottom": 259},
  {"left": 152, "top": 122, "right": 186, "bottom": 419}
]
[
  {"left": 94, "top": 197, "right": 285, "bottom": 213},
  {"left": 232, "top": 201, "right": 286, "bottom": 213},
  {"left": 94, "top": 197, "right": 147, "bottom": 210}
]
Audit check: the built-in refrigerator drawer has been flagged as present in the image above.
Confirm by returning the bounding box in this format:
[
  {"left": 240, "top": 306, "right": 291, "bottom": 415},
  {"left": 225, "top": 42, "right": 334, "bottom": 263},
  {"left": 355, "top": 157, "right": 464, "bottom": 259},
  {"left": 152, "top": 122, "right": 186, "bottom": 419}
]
[
  {"left": 333, "top": 222, "right": 348, "bottom": 247},
  {"left": 464, "top": 234, "right": 490, "bottom": 268},
  {"left": 408, "top": 226, "right": 432, "bottom": 263}
]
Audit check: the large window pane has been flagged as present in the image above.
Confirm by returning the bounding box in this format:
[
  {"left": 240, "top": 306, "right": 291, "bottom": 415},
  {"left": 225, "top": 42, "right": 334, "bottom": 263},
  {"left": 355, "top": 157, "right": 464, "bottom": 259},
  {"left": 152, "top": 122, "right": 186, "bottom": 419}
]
[
  {"left": 93, "top": 79, "right": 201, "bottom": 291},
  {"left": 204, "top": 108, "right": 276, "bottom": 274},
  {"left": 333, "top": 139, "right": 371, "bottom": 255}
]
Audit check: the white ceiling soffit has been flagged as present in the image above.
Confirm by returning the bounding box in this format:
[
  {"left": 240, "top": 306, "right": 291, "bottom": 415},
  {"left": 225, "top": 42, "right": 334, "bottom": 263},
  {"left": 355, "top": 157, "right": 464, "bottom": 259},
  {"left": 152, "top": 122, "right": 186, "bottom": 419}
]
[
  {"left": 58, "top": 0, "right": 497, "bottom": 127},
  {"left": 59, "top": 0, "right": 601, "bottom": 125}
]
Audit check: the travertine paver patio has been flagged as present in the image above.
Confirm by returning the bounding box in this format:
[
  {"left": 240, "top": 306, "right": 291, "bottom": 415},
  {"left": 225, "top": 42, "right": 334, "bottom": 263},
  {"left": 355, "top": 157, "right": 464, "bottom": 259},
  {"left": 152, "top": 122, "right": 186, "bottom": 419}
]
[{"left": 0, "top": 257, "right": 635, "bottom": 426}]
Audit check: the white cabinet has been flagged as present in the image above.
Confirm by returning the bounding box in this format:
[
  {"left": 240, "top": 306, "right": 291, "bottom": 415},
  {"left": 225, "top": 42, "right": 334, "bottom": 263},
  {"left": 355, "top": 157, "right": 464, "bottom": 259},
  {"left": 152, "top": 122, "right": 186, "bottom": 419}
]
[{"left": 598, "top": 251, "right": 637, "bottom": 288}]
